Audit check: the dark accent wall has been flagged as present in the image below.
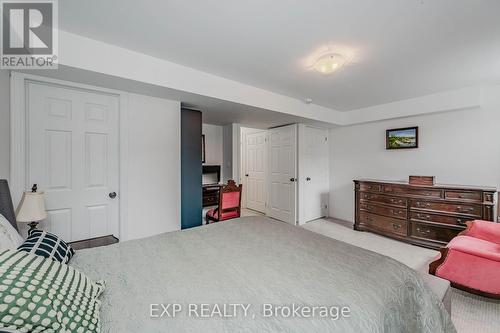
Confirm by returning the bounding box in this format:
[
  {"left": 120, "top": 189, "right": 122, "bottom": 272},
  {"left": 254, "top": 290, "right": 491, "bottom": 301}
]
[{"left": 181, "top": 109, "right": 202, "bottom": 229}]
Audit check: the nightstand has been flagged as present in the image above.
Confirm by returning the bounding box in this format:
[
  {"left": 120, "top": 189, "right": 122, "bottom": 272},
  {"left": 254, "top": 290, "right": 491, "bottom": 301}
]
[{"left": 68, "top": 235, "right": 119, "bottom": 250}]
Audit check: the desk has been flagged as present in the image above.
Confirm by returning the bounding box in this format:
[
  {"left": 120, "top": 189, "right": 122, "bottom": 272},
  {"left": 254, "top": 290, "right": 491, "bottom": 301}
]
[{"left": 203, "top": 184, "right": 222, "bottom": 207}]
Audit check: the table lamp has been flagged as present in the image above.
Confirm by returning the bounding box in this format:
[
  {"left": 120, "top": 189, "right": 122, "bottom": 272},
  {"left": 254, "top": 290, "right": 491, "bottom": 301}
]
[{"left": 16, "top": 184, "right": 48, "bottom": 231}]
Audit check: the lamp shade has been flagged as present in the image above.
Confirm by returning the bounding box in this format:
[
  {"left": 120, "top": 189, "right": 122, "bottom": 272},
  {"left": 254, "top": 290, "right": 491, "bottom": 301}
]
[{"left": 16, "top": 191, "right": 48, "bottom": 222}]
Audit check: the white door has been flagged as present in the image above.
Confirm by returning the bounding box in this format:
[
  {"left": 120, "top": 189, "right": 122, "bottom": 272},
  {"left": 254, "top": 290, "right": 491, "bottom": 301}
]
[
  {"left": 27, "top": 82, "right": 120, "bottom": 242},
  {"left": 268, "top": 124, "right": 297, "bottom": 224},
  {"left": 298, "top": 125, "right": 329, "bottom": 224},
  {"left": 244, "top": 130, "right": 267, "bottom": 213}
]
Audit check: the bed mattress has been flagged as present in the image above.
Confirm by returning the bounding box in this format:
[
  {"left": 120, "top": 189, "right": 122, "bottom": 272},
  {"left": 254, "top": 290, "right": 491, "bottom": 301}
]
[{"left": 71, "top": 216, "right": 455, "bottom": 332}]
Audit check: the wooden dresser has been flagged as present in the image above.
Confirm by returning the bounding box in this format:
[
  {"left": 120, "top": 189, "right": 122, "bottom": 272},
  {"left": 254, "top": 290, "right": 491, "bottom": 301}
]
[{"left": 354, "top": 179, "right": 497, "bottom": 249}]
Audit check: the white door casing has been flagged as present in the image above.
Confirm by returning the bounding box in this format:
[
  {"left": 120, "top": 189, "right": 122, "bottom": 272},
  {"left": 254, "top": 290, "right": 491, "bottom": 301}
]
[
  {"left": 298, "top": 125, "right": 329, "bottom": 224},
  {"left": 27, "top": 82, "right": 120, "bottom": 242},
  {"left": 268, "top": 124, "right": 297, "bottom": 225},
  {"left": 243, "top": 130, "right": 267, "bottom": 213}
]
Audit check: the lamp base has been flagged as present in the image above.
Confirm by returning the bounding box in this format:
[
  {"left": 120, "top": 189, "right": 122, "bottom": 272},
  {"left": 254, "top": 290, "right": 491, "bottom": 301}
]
[{"left": 27, "top": 221, "right": 39, "bottom": 231}]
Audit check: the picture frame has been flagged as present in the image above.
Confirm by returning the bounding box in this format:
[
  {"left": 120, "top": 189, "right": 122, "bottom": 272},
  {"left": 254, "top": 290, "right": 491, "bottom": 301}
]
[
  {"left": 202, "top": 134, "right": 206, "bottom": 163},
  {"left": 386, "top": 127, "right": 418, "bottom": 149}
]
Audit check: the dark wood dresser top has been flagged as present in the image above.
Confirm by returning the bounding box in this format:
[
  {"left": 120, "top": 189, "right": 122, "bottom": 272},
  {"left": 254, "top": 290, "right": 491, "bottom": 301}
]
[{"left": 354, "top": 179, "right": 496, "bottom": 192}]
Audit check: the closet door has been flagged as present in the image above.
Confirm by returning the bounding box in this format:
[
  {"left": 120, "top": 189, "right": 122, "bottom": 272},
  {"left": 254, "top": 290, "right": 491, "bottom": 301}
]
[
  {"left": 298, "top": 125, "right": 329, "bottom": 224},
  {"left": 244, "top": 130, "right": 267, "bottom": 213},
  {"left": 268, "top": 124, "right": 297, "bottom": 225}
]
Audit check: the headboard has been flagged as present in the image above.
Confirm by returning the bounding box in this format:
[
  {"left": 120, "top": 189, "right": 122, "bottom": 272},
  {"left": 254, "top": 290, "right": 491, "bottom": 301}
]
[{"left": 0, "top": 180, "right": 19, "bottom": 231}]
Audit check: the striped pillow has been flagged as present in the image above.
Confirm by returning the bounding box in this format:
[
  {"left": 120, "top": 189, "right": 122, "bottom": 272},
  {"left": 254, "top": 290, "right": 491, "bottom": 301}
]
[{"left": 17, "top": 229, "right": 75, "bottom": 263}]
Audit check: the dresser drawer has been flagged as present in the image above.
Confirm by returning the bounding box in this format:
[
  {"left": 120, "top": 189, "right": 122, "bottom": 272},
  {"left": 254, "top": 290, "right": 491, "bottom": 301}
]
[
  {"left": 411, "top": 200, "right": 482, "bottom": 217},
  {"left": 203, "top": 194, "right": 219, "bottom": 207},
  {"left": 384, "top": 186, "right": 442, "bottom": 198},
  {"left": 410, "top": 222, "right": 463, "bottom": 244},
  {"left": 360, "top": 193, "right": 407, "bottom": 207},
  {"left": 444, "top": 190, "right": 482, "bottom": 202},
  {"left": 410, "top": 212, "right": 470, "bottom": 227},
  {"left": 360, "top": 183, "right": 382, "bottom": 192},
  {"left": 359, "top": 212, "right": 407, "bottom": 236},
  {"left": 360, "top": 202, "right": 407, "bottom": 219}
]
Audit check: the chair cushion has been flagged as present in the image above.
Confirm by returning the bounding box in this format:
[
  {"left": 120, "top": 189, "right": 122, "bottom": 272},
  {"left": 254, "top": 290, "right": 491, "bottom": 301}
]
[
  {"left": 17, "top": 229, "right": 75, "bottom": 264},
  {"left": 448, "top": 235, "right": 500, "bottom": 262},
  {"left": 221, "top": 191, "right": 240, "bottom": 210},
  {"left": 206, "top": 209, "right": 239, "bottom": 221},
  {"left": 464, "top": 220, "right": 500, "bottom": 245},
  {"left": 434, "top": 247, "right": 500, "bottom": 296}
]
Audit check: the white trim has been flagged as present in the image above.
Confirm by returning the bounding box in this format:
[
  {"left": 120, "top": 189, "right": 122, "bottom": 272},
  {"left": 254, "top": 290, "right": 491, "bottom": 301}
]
[
  {"left": 10, "top": 72, "right": 129, "bottom": 240},
  {"left": 118, "top": 93, "right": 129, "bottom": 241}
]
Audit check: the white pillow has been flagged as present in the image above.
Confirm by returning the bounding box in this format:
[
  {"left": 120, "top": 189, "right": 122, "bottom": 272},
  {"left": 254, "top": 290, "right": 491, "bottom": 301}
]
[{"left": 0, "top": 213, "right": 24, "bottom": 252}]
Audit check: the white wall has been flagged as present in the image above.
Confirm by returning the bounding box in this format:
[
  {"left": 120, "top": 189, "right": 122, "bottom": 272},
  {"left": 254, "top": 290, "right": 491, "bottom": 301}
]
[
  {"left": 329, "top": 85, "right": 500, "bottom": 222},
  {"left": 232, "top": 124, "right": 241, "bottom": 184},
  {"left": 202, "top": 124, "right": 223, "bottom": 168},
  {"left": 126, "top": 94, "right": 181, "bottom": 240},
  {"left": 0, "top": 70, "right": 10, "bottom": 180},
  {"left": 222, "top": 124, "right": 233, "bottom": 182}
]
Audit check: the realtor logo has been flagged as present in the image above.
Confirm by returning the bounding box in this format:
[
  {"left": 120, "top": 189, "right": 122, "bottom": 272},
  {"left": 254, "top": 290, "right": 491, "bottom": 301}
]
[{"left": 1, "top": 0, "right": 58, "bottom": 68}]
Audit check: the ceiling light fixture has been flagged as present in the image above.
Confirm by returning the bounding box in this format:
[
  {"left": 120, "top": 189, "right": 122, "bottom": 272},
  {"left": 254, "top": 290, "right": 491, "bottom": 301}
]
[{"left": 312, "top": 53, "right": 345, "bottom": 74}]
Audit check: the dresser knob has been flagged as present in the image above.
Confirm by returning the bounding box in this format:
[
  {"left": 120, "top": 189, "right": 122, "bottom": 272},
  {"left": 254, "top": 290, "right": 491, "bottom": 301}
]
[{"left": 416, "top": 227, "right": 431, "bottom": 234}]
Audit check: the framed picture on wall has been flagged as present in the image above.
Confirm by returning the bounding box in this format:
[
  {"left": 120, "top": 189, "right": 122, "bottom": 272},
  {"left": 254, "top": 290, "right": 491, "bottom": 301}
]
[
  {"left": 202, "top": 134, "right": 206, "bottom": 163},
  {"left": 386, "top": 127, "right": 418, "bottom": 149}
]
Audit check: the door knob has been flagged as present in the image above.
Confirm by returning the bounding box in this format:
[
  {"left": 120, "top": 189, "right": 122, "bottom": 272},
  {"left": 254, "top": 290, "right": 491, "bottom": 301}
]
[
  {"left": 245, "top": 174, "right": 249, "bottom": 177},
  {"left": 109, "top": 192, "right": 117, "bottom": 199},
  {"left": 306, "top": 177, "right": 311, "bottom": 181},
  {"left": 290, "top": 178, "right": 296, "bottom": 182}
]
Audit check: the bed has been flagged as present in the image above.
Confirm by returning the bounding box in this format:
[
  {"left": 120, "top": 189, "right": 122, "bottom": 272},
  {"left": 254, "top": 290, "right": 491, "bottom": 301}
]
[{"left": 0, "top": 180, "right": 455, "bottom": 332}]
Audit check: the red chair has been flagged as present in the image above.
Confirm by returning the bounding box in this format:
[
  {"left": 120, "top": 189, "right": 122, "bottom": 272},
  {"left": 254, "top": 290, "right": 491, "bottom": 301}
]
[
  {"left": 206, "top": 180, "right": 242, "bottom": 223},
  {"left": 429, "top": 220, "right": 500, "bottom": 298}
]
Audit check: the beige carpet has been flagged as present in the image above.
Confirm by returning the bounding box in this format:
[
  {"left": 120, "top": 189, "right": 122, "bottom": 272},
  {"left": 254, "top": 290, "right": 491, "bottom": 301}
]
[{"left": 301, "top": 218, "right": 500, "bottom": 333}]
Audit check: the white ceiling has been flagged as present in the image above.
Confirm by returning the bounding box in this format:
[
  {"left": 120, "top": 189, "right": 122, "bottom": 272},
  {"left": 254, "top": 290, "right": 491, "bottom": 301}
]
[{"left": 60, "top": 0, "right": 500, "bottom": 111}]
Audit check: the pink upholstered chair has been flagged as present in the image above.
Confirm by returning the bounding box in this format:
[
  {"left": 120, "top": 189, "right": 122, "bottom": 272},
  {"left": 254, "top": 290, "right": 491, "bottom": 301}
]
[
  {"left": 206, "top": 180, "right": 242, "bottom": 223},
  {"left": 429, "top": 220, "right": 500, "bottom": 298}
]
